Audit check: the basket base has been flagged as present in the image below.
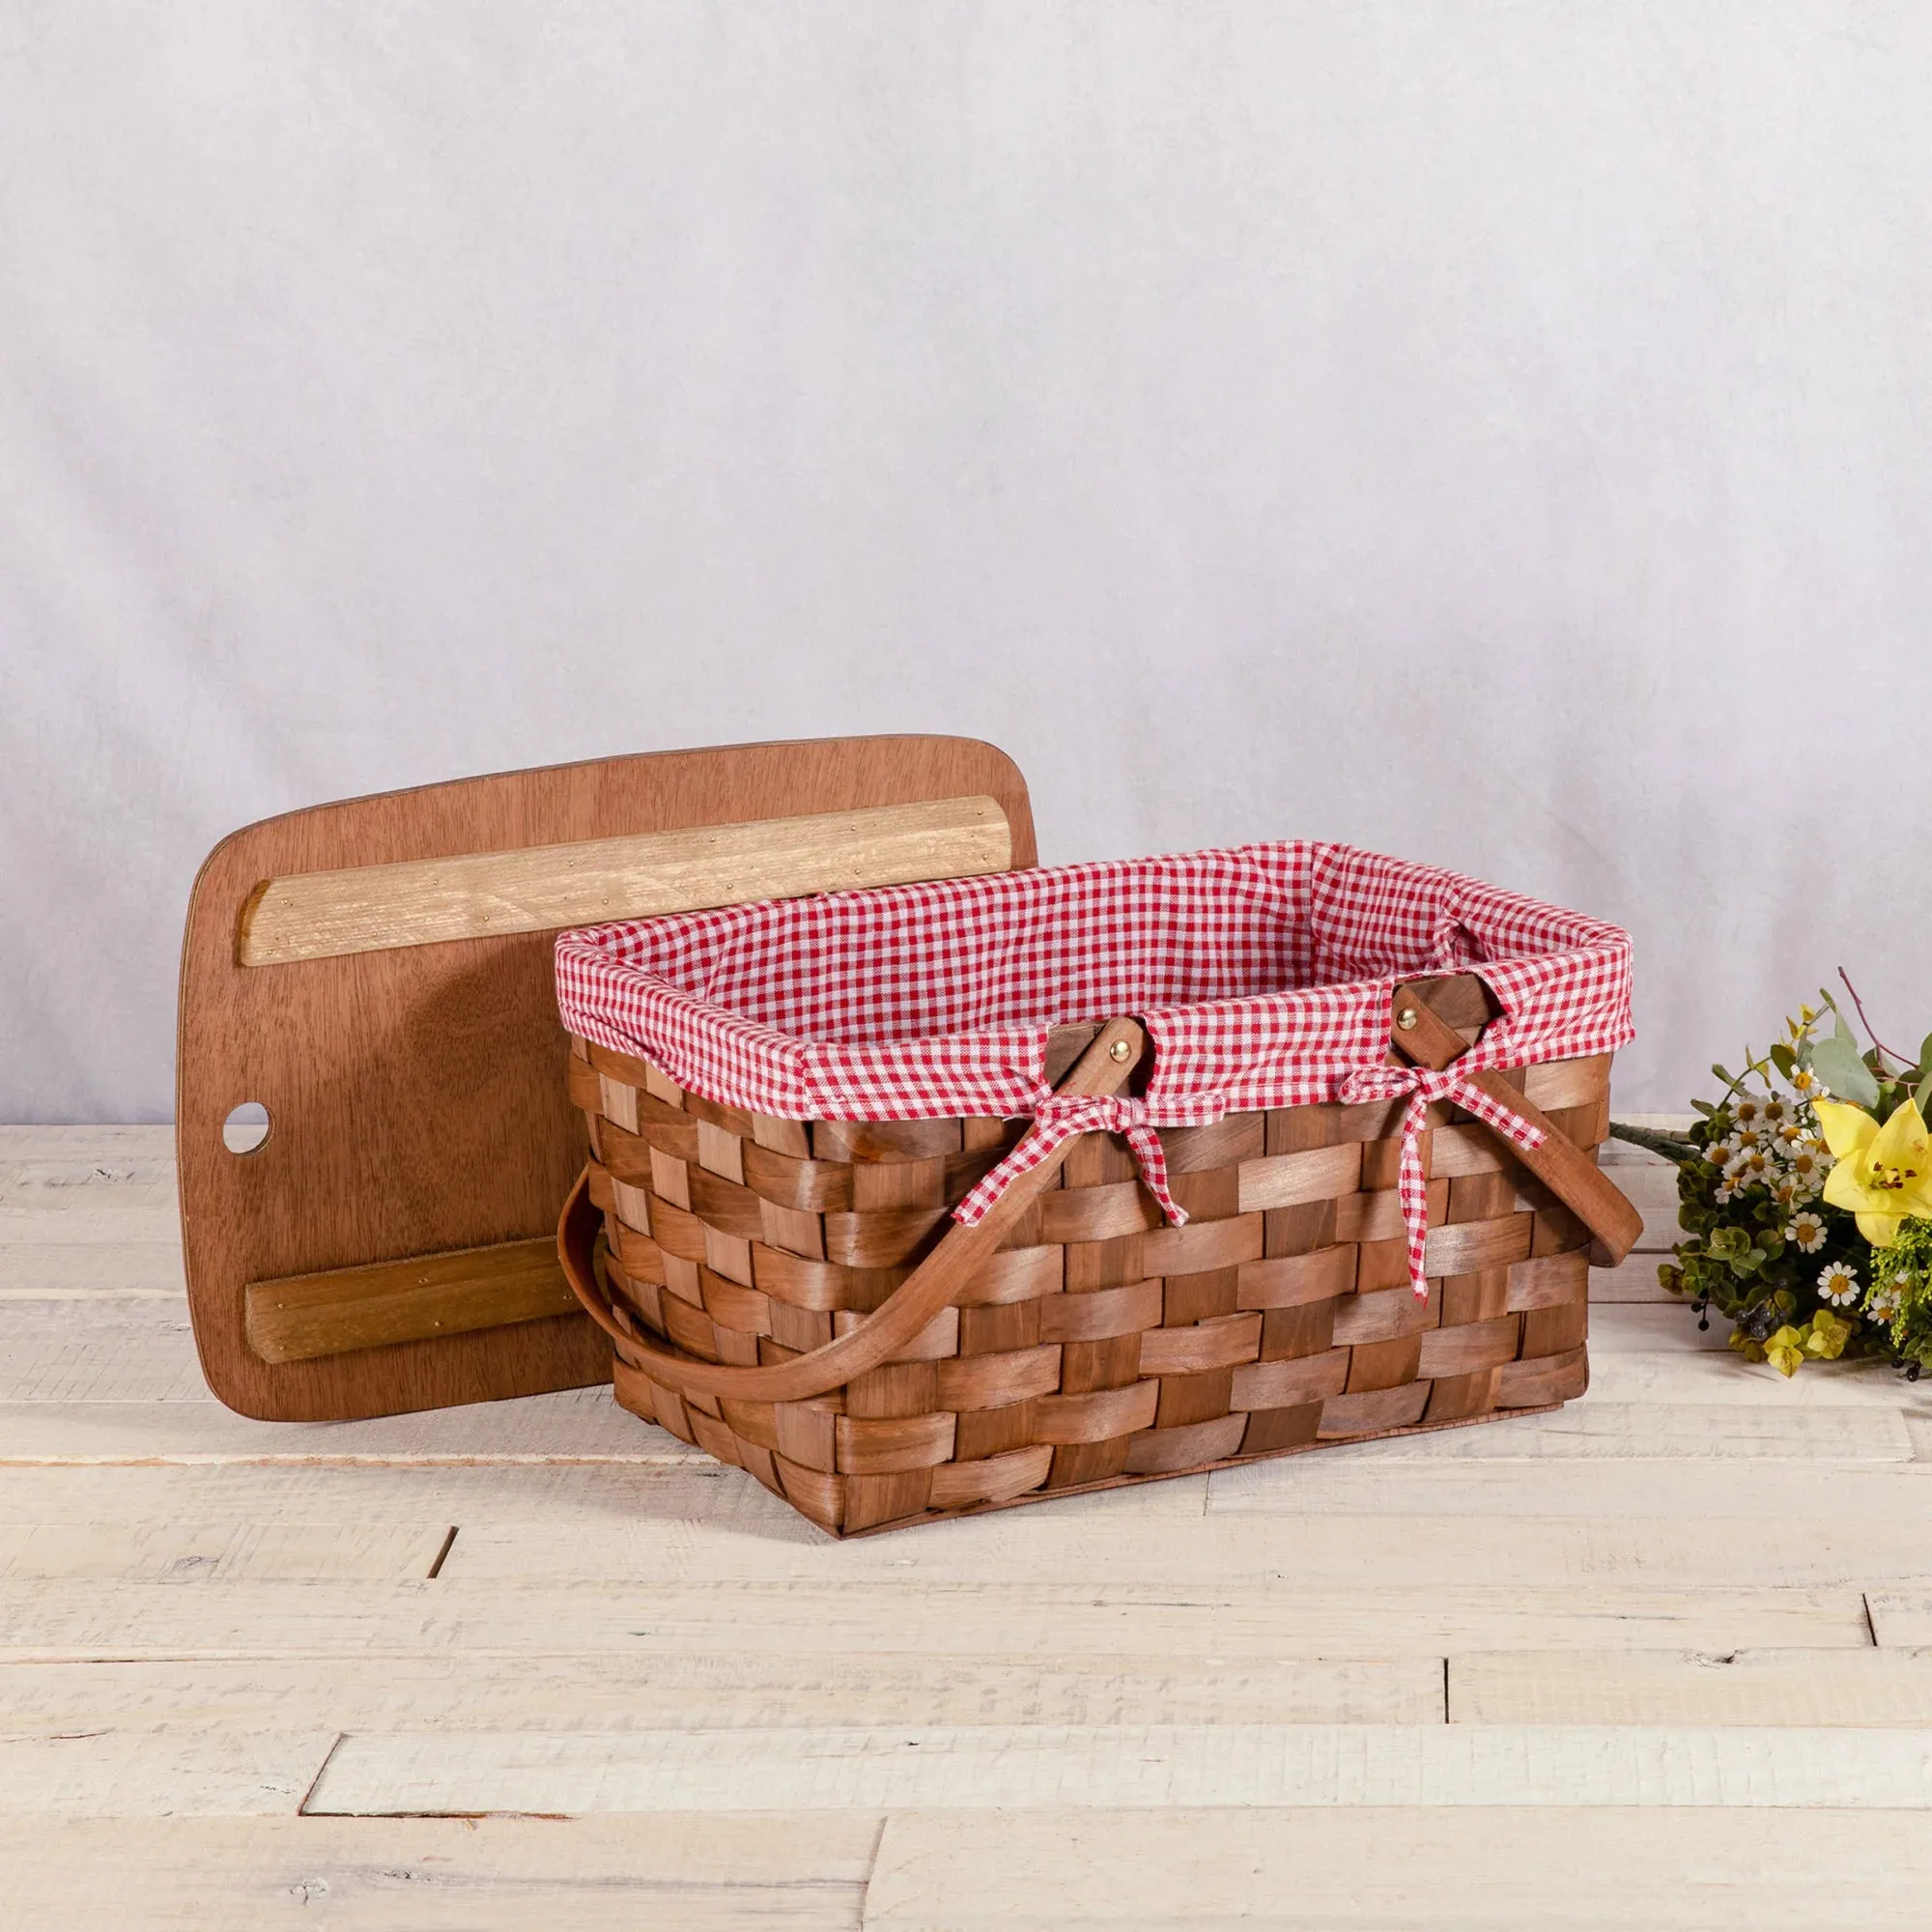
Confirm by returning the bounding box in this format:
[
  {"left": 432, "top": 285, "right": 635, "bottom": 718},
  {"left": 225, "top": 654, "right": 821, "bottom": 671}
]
[
  {"left": 611, "top": 1363, "right": 1569, "bottom": 1539},
  {"left": 825, "top": 1398, "right": 1568, "bottom": 1539}
]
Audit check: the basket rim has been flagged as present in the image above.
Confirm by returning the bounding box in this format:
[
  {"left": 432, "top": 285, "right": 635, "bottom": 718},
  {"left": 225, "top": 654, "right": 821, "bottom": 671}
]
[{"left": 555, "top": 839, "right": 1633, "bottom": 1125}]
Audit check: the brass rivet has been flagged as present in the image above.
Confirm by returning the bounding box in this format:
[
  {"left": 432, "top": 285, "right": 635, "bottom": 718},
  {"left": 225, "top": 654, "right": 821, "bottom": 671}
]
[
  {"left": 1109, "top": 1038, "right": 1133, "bottom": 1063},
  {"left": 1396, "top": 1007, "right": 1420, "bottom": 1032}
]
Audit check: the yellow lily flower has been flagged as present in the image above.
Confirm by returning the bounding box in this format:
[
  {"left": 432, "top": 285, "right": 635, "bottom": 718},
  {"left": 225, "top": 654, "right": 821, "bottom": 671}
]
[{"left": 1814, "top": 1097, "right": 1932, "bottom": 1245}]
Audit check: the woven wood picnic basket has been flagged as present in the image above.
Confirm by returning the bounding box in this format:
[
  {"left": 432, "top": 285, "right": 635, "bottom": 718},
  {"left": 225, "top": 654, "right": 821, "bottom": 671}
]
[{"left": 554, "top": 843, "right": 1641, "bottom": 1535}]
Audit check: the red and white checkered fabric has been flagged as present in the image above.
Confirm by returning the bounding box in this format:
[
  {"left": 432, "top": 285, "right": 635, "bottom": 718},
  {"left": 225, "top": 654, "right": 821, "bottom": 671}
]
[
  {"left": 952, "top": 1090, "right": 1229, "bottom": 1230},
  {"left": 555, "top": 841, "right": 1633, "bottom": 1292},
  {"left": 1334, "top": 1064, "right": 1548, "bottom": 1295}
]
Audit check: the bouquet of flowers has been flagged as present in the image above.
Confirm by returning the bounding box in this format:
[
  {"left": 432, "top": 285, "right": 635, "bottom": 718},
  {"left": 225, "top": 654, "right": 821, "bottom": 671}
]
[{"left": 1615, "top": 977, "right": 1932, "bottom": 1378}]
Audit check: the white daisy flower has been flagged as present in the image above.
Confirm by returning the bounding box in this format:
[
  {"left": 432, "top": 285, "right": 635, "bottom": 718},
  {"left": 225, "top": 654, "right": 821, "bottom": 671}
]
[
  {"left": 1726, "top": 1148, "right": 1775, "bottom": 1186},
  {"left": 1733, "top": 1096, "right": 1764, "bottom": 1127},
  {"left": 1817, "top": 1261, "right": 1860, "bottom": 1307},
  {"left": 1790, "top": 1066, "right": 1827, "bottom": 1099},
  {"left": 1868, "top": 1276, "right": 1905, "bottom": 1323},
  {"left": 1771, "top": 1121, "right": 1807, "bottom": 1151},
  {"left": 1760, "top": 1095, "right": 1792, "bottom": 1127},
  {"left": 1706, "top": 1138, "right": 1735, "bottom": 1167},
  {"left": 1785, "top": 1211, "right": 1827, "bottom": 1254},
  {"left": 1715, "top": 1177, "right": 1741, "bottom": 1205},
  {"left": 1784, "top": 1146, "right": 1831, "bottom": 1194},
  {"left": 1728, "top": 1124, "right": 1767, "bottom": 1154}
]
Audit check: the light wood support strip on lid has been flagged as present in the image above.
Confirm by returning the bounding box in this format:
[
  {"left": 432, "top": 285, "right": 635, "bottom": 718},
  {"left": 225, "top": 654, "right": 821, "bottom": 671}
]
[
  {"left": 243, "top": 1237, "right": 580, "bottom": 1363},
  {"left": 237, "top": 795, "right": 1012, "bottom": 965}
]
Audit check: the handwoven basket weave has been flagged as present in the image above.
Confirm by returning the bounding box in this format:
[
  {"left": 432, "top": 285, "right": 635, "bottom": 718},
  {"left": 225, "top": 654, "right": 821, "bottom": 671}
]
[{"left": 555, "top": 846, "right": 1640, "bottom": 1535}]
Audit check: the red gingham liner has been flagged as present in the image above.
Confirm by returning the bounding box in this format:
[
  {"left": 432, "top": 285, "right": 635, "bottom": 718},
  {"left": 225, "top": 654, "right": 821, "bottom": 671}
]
[
  {"left": 555, "top": 842, "right": 1633, "bottom": 1295},
  {"left": 1334, "top": 1065, "right": 1548, "bottom": 1295}
]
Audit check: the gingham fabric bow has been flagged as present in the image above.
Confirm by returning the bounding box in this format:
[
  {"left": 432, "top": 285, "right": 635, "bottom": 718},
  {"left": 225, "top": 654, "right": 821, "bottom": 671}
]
[
  {"left": 953, "top": 1092, "right": 1227, "bottom": 1228},
  {"left": 1336, "top": 1064, "right": 1547, "bottom": 1297}
]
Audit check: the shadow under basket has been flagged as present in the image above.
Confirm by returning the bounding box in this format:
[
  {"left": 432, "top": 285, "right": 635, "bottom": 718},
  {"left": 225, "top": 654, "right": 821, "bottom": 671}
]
[{"left": 557, "top": 973, "right": 1634, "bottom": 1537}]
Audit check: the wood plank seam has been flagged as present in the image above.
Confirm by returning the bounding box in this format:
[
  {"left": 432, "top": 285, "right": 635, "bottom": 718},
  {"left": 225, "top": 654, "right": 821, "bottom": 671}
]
[{"left": 296, "top": 1732, "right": 345, "bottom": 1818}]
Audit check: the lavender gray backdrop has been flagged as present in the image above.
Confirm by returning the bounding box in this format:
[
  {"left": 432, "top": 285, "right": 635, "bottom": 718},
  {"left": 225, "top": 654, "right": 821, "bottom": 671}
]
[{"left": 7, "top": 3, "right": 1930, "bottom": 1120}]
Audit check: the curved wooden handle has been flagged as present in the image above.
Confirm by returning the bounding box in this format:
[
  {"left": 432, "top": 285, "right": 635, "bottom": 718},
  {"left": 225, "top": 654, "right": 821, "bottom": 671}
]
[
  {"left": 557, "top": 1018, "right": 1148, "bottom": 1405},
  {"left": 1392, "top": 980, "right": 1644, "bottom": 1267}
]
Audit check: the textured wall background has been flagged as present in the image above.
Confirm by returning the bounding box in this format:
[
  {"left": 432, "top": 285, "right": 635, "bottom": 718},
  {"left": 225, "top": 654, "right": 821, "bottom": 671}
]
[{"left": 7, "top": 3, "right": 1931, "bottom": 1120}]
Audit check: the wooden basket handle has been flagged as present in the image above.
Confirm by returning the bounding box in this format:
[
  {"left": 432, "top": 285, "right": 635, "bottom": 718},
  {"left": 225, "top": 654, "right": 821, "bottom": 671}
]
[
  {"left": 557, "top": 1018, "right": 1147, "bottom": 1406},
  {"left": 1392, "top": 979, "right": 1643, "bottom": 1267}
]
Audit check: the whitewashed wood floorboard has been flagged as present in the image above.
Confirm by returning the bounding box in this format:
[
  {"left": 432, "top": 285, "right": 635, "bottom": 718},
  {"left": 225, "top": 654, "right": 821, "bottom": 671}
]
[
  {"left": 1870, "top": 1591, "right": 1932, "bottom": 1646},
  {"left": 0, "top": 1127, "right": 176, "bottom": 1159},
  {"left": 0, "top": 1388, "right": 702, "bottom": 1463},
  {"left": 1451, "top": 1648, "right": 1932, "bottom": 1725},
  {"left": 3, "top": 1298, "right": 231, "bottom": 1402},
  {"left": 0, "top": 1132, "right": 183, "bottom": 1296},
  {"left": 0, "top": 1654, "right": 1440, "bottom": 1733},
  {"left": 9, "top": 1646, "right": 1927, "bottom": 1738},
  {"left": 434, "top": 1510, "right": 1932, "bottom": 1588},
  {"left": 0, "top": 1245, "right": 188, "bottom": 1296},
  {"left": 0, "top": 1730, "right": 339, "bottom": 1817},
  {"left": 0, "top": 1170, "right": 176, "bottom": 1210},
  {"left": 1589, "top": 1253, "right": 1676, "bottom": 1300},
  {"left": 0, "top": 1520, "right": 451, "bottom": 1582},
  {"left": 0, "top": 1815, "right": 877, "bottom": 1932},
  {"left": 0, "top": 1206, "right": 185, "bottom": 1243},
  {"left": 1207, "top": 1457, "right": 1932, "bottom": 1516},
  {"left": 860, "top": 1806, "right": 1932, "bottom": 1929},
  {"left": 304, "top": 1722, "right": 1932, "bottom": 1814},
  {"left": 0, "top": 1577, "right": 1874, "bottom": 1662}
]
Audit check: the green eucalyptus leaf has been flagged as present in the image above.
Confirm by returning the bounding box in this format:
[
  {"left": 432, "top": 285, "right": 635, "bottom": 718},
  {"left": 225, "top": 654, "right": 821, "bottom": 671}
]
[{"left": 1811, "top": 1030, "right": 1881, "bottom": 1108}]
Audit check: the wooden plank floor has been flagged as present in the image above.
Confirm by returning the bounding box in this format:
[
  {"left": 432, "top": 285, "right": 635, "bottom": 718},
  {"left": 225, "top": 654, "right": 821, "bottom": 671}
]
[{"left": 6, "top": 1122, "right": 1932, "bottom": 1927}]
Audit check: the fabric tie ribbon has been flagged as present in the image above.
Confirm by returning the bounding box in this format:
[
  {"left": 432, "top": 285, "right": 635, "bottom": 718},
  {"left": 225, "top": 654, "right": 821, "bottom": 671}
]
[
  {"left": 953, "top": 1091, "right": 1227, "bottom": 1229},
  {"left": 1335, "top": 1063, "right": 1548, "bottom": 1298}
]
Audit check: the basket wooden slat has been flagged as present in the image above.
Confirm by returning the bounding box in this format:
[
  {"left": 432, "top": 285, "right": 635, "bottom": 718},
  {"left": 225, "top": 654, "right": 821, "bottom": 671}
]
[{"left": 557, "top": 976, "right": 1630, "bottom": 1535}]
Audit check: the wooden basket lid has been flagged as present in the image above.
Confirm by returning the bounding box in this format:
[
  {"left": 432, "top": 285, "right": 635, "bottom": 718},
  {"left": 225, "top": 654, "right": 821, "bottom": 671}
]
[{"left": 177, "top": 735, "right": 1037, "bottom": 1421}]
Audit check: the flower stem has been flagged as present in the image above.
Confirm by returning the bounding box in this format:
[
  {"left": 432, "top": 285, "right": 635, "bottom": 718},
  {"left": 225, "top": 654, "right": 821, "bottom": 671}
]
[
  {"left": 1608, "top": 1120, "right": 1698, "bottom": 1164},
  {"left": 1838, "top": 967, "right": 1909, "bottom": 1069}
]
